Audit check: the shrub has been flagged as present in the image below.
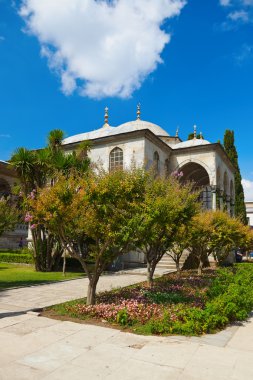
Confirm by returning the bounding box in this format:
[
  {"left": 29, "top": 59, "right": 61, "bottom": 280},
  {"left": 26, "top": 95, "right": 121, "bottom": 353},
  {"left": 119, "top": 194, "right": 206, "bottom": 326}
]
[
  {"left": 52, "top": 264, "right": 253, "bottom": 336},
  {"left": 0, "top": 252, "right": 33, "bottom": 264}
]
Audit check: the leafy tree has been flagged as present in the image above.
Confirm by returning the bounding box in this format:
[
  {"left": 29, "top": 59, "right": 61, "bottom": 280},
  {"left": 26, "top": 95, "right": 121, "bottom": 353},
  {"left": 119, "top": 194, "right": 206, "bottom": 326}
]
[
  {"left": 10, "top": 130, "right": 91, "bottom": 271},
  {"left": 28, "top": 169, "right": 145, "bottom": 304},
  {"left": 133, "top": 176, "right": 199, "bottom": 287},
  {"left": 188, "top": 133, "right": 204, "bottom": 140},
  {"left": 223, "top": 130, "right": 247, "bottom": 224},
  {"left": 167, "top": 224, "right": 191, "bottom": 277},
  {"left": 0, "top": 197, "right": 19, "bottom": 237},
  {"left": 188, "top": 210, "right": 249, "bottom": 274}
]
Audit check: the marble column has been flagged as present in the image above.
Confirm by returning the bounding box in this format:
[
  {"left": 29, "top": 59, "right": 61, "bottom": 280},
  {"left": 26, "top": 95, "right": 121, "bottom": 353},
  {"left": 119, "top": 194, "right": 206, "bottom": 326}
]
[{"left": 211, "top": 186, "right": 217, "bottom": 211}]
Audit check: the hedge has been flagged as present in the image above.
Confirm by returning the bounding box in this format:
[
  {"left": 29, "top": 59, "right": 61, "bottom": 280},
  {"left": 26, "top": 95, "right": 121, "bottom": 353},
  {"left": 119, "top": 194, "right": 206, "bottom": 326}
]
[{"left": 0, "top": 252, "right": 34, "bottom": 264}]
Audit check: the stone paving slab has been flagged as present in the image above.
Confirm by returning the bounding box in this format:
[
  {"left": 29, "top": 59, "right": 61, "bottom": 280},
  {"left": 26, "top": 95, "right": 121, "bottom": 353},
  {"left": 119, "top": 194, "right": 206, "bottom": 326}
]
[
  {"left": 0, "top": 272, "right": 253, "bottom": 379},
  {"left": 0, "top": 273, "right": 146, "bottom": 312}
]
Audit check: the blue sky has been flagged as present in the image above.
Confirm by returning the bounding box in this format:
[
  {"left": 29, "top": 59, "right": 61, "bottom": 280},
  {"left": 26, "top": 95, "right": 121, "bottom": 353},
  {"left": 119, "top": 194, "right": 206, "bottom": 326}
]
[{"left": 0, "top": 0, "right": 253, "bottom": 198}]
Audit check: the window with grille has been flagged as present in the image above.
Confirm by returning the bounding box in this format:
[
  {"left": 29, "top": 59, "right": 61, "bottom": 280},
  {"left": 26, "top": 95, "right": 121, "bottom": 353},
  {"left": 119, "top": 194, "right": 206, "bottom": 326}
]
[{"left": 109, "top": 147, "right": 123, "bottom": 171}]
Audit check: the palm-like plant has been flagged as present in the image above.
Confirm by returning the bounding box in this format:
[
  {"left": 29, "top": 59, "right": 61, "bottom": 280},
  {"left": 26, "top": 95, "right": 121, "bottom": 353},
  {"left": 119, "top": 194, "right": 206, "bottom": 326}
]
[
  {"left": 10, "top": 129, "right": 91, "bottom": 272},
  {"left": 47, "top": 129, "right": 65, "bottom": 152},
  {"left": 10, "top": 148, "right": 36, "bottom": 195}
]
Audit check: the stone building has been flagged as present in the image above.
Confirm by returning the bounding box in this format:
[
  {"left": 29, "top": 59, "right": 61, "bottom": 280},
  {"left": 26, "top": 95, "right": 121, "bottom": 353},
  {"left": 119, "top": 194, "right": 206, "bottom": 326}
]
[
  {"left": 63, "top": 107, "right": 235, "bottom": 214},
  {"left": 62, "top": 107, "right": 235, "bottom": 268},
  {"left": 245, "top": 201, "right": 253, "bottom": 227}
]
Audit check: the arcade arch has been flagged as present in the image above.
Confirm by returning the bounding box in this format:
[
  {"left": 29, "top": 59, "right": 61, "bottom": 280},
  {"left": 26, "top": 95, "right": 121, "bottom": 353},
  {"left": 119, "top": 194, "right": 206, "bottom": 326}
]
[{"left": 179, "top": 162, "right": 212, "bottom": 209}]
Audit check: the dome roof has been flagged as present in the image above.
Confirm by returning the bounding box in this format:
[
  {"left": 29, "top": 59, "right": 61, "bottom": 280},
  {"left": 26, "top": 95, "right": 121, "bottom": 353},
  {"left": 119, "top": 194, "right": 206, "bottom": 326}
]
[
  {"left": 63, "top": 119, "right": 169, "bottom": 145},
  {"left": 116, "top": 120, "right": 169, "bottom": 137},
  {"left": 174, "top": 138, "right": 211, "bottom": 149}
]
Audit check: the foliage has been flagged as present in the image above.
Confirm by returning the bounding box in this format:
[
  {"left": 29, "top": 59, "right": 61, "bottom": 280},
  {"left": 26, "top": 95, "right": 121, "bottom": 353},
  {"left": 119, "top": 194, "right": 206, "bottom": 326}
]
[
  {"left": 187, "top": 210, "right": 250, "bottom": 274},
  {"left": 188, "top": 133, "right": 204, "bottom": 140},
  {"left": 0, "top": 263, "right": 84, "bottom": 290},
  {"left": 0, "top": 197, "right": 19, "bottom": 237},
  {"left": 27, "top": 169, "right": 146, "bottom": 304},
  {"left": 223, "top": 130, "right": 247, "bottom": 224},
  {"left": 0, "top": 252, "right": 34, "bottom": 264},
  {"left": 167, "top": 224, "right": 192, "bottom": 275},
  {"left": 50, "top": 265, "right": 253, "bottom": 336},
  {"left": 133, "top": 175, "right": 199, "bottom": 286},
  {"left": 10, "top": 129, "right": 91, "bottom": 272}
]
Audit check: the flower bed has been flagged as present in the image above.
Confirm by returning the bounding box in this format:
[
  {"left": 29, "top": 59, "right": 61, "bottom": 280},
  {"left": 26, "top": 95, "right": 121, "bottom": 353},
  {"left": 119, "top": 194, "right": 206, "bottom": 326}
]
[{"left": 49, "top": 264, "right": 253, "bottom": 336}]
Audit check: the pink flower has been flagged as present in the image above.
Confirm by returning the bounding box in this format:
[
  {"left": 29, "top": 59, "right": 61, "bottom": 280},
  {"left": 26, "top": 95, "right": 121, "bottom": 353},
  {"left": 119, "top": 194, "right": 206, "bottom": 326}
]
[
  {"left": 171, "top": 170, "right": 184, "bottom": 179},
  {"left": 24, "top": 212, "right": 33, "bottom": 223},
  {"left": 30, "top": 224, "right": 37, "bottom": 230}
]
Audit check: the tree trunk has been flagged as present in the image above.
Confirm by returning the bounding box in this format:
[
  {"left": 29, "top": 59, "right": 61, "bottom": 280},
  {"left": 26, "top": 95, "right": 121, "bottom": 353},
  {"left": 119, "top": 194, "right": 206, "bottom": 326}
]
[
  {"left": 147, "top": 261, "right": 155, "bottom": 288},
  {"left": 198, "top": 257, "right": 203, "bottom": 275},
  {"left": 86, "top": 276, "right": 99, "bottom": 305},
  {"left": 176, "top": 259, "right": 181, "bottom": 277},
  {"left": 62, "top": 250, "right": 66, "bottom": 276}
]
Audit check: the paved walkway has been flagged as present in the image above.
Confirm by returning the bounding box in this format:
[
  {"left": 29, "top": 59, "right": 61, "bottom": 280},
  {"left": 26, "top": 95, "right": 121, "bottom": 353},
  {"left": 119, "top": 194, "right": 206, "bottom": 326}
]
[{"left": 0, "top": 272, "right": 253, "bottom": 379}]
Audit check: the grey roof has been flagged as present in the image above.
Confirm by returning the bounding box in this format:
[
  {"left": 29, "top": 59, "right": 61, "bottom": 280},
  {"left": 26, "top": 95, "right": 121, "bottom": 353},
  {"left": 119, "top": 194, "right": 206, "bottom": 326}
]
[{"left": 63, "top": 120, "right": 170, "bottom": 145}]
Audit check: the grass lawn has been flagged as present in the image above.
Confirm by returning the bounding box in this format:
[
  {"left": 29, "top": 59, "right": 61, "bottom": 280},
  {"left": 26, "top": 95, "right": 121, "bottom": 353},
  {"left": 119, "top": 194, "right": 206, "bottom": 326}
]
[
  {"left": 0, "top": 263, "right": 85, "bottom": 290},
  {"left": 44, "top": 264, "right": 253, "bottom": 336}
]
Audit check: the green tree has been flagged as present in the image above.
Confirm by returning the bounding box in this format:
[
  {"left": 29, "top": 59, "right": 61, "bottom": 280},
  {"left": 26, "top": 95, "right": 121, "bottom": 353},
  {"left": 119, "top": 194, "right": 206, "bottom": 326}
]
[
  {"left": 0, "top": 197, "right": 19, "bottom": 237},
  {"left": 188, "top": 210, "right": 249, "bottom": 274},
  {"left": 223, "top": 130, "right": 247, "bottom": 224},
  {"left": 167, "top": 224, "right": 192, "bottom": 277},
  {"left": 10, "top": 130, "right": 91, "bottom": 271},
  {"left": 188, "top": 133, "right": 204, "bottom": 140},
  {"left": 28, "top": 169, "right": 145, "bottom": 304},
  {"left": 133, "top": 176, "right": 199, "bottom": 287}
]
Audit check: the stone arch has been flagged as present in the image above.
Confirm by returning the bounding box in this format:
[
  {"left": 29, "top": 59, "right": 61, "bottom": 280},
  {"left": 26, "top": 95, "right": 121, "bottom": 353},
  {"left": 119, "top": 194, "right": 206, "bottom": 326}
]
[
  {"left": 223, "top": 171, "right": 229, "bottom": 195},
  {"left": 0, "top": 178, "right": 11, "bottom": 197},
  {"left": 176, "top": 158, "right": 214, "bottom": 185},
  {"left": 179, "top": 162, "right": 210, "bottom": 188},
  {"left": 230, "top": 179, "right": 235, "bottom": 199},
  {"left": 178, "top": 161, "right": 211, "bottom": 209},
  {"left": 216, "top": 166, "right": 221, "bottom": 189}
]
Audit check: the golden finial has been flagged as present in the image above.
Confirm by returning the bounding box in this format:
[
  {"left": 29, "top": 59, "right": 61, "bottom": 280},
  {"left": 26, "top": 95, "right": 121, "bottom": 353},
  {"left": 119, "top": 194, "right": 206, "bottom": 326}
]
[
  {"left": 137, "top": 103, "right": 141, "bottom": 120},
  {"left": 193, "top": 125, "right": 197, "bottom": 139},
  {"left": 104, "top": 106, "right": 109, "bottom": 127}
]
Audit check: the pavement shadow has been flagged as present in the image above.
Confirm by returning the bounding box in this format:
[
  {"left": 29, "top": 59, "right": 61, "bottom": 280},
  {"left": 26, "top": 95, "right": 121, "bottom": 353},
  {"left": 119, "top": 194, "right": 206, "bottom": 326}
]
[{"left": 0, "top": 310, "right": 27, "bottom": 319}]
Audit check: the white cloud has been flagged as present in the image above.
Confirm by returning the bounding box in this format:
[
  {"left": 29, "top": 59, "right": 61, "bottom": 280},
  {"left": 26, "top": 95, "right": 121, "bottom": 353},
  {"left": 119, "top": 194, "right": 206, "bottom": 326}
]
[
  {"left": 19, "top": 0, "right": 185, "bottom": 99},
  {"left": 219, "top": 0, "right": 253, "bottom": 24},
  {"left": 220, "top": 0, "right": 231, "bottom": 6},
  {"left": 242, "top": 179, "right": 253, "bottom": 201},
  {"left": 228, "top": 9, "right": 249, "bottom": 21}
]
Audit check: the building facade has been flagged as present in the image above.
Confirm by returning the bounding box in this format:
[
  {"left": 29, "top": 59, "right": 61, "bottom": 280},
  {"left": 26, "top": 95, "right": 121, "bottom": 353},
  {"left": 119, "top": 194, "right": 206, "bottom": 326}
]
[
  {"left": 63, "top": 109, "right": 235, "bottom": 215},
  {"left": 245, "top": 201, "right": 253, "bottom": 227},
  {"left": 61, "top": 109, "right": 235, "bottom": 268}
]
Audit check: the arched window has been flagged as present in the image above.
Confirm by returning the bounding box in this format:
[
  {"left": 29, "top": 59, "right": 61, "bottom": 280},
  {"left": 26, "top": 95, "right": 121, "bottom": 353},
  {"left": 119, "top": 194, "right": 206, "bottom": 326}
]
[
  {"left": 153, "top": 151, "right": 160, "bottom": 175},
  {"left": 109, "top": 147, "right": 123, "bottom": 171}
]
